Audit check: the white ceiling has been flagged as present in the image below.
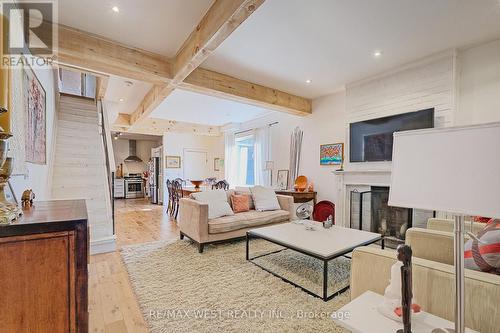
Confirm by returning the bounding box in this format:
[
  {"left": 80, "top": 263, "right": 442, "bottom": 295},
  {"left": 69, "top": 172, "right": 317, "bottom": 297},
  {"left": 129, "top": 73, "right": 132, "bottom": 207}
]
[
  {"left": 58, "top": 0, "right": 214, "bottom": 56},
  {"left": 104, "top": 76, "right": 152, "bottom": 114},
  {"left": 202, "top": 0, "right": 500, "bottom": 98},
  {"left": 149, "top": 89, "right": 273, "bottom": 126}
]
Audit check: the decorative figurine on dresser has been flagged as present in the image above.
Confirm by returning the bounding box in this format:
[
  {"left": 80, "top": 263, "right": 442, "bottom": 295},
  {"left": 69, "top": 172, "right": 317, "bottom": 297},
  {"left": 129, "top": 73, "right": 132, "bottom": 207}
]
[{"left": 21, "top": 189, "right": 35, "bottom": 207}]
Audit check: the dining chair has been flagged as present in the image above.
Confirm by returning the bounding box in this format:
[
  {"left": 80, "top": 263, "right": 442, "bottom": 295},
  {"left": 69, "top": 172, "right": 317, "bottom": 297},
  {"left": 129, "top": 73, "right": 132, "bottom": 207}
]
[
  {"left": 166, "top": 179, "right": 172, "bottom": 215},
  {"left": 212, "top": 180, "right": 229, "bottom": 190},
  {"left": 172, "top": 180, "right": 183, "bottom": 219}
]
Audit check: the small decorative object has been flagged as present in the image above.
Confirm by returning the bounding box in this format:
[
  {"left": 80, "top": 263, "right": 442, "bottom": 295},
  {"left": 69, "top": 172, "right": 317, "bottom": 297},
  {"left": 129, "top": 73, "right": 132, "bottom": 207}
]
[
  {"left": 296, "top": 203, "right": 313, "bottom": 220},
  {"left": 464, "top": 219, "right": 499, "bottom": 274},
  {"left": 323, "top": 215, "right": 333, "bottom": 229},
  {"left": 165, "top": 156, "right": 181, "bottom": 168},
  {"left": 307, "top": 181, "right": 314, "bottom": 192},
  {"left": 0, "top": 132, "right": 22, "bottom": 223},
  {"left": 294, "top": 175, "right": 308, "bottom": 192},
  {"left": 378, "top": 245, "right": 420, "bottom": 327},
  {"left": 214, "top": 158, "right": 220, "bottom": 171},
  {"left": 320, "top": 143, "right": 343, "bottom": 166},
  {"left": 397, "top": 244, "right": 413, "bottom": 333},
  {"left": 24, "top": 64, "right": 47, "bottom": 165},
  {"left": 21, "top": 189, "right": 35, "bottom": 207},
  {"left": 277, "top": 170, "right": 289, "bottom": 190}
]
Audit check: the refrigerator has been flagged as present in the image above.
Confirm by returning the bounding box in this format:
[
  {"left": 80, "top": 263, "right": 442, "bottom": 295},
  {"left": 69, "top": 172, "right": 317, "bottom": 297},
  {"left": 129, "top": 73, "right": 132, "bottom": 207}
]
[{"left": 149, "top": 157, "right": 160, "bottom": 204}]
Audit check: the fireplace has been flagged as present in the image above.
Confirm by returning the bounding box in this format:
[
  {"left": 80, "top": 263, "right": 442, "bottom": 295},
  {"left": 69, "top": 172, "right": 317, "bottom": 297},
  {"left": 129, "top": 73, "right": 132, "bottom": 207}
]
[{"left": 350, "top": 186, "right": 412, "bottom": 248}]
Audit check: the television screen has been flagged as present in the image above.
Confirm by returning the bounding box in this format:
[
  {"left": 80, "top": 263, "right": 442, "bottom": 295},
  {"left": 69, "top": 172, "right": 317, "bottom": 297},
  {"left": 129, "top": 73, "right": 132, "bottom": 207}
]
[{"left": 349, "top": 108, "right": 434, "bottom": 162}]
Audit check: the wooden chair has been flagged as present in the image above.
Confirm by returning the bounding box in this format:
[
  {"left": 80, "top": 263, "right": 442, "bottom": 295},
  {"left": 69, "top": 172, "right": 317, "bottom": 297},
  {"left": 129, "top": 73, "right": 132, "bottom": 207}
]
[
  {"left": 166, "top": 179, "right": 173, "bottom": 215},
  {"left": 171, "top": 180, "right": 183, "bottom": 219},
  {"left": 204, "top": 177, "right": 217, "bottom": 187},
  {"left": 212, "top": 180, "right": 229, "bottom": 190}
]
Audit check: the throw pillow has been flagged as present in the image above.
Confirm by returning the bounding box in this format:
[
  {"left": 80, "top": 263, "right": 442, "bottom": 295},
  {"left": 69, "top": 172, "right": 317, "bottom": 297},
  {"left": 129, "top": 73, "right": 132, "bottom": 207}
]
[
  {"left": 191, "top": 189, "right": 234, "bottom": 219},
  {"left": 250, "top": 186, "right": 281, "bottom": 211},
  {"left": 464, "top": 219, "right": 500, "bottom": 274},
  {"left": 231, "top": 194, "right": 250, "bottom": 213},
  {"left": 235, "top": 191, "right": 255, "bottom": 210}
]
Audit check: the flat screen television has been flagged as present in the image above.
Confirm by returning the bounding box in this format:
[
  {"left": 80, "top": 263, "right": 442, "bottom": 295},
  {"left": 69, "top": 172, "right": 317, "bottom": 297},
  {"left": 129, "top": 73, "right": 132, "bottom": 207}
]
[{"left": 349, "top": 108, "right": 434, "bottom": 162}]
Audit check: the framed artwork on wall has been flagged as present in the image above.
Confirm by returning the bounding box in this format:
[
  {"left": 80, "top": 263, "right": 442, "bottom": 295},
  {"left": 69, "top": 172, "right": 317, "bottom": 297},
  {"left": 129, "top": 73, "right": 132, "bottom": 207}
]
[
  {"left": 165, "top": 155, "right": 181, "bottom": 168},
  {"left": 214, "top": 158, "right": 224, "bottom": 171},
  {"left": 277, "top": 170, "right": 289, "bottom": 190},
  {"left": 24, "top": 64, "right": 46, "bottom": 164},
  {"left": 320, "top": 143, "right": 343, "bottom": 165}
]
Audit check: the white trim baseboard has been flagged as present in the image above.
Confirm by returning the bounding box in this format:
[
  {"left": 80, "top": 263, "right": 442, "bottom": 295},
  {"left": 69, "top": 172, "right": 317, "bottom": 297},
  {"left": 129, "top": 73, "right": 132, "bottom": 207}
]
[{"left": 90, "top": 235, "right": 117, "bottom": 255}]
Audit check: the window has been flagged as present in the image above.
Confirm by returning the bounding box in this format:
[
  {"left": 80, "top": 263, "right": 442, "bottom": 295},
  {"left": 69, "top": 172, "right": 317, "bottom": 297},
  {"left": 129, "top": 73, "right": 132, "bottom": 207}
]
[{"left": 235, "top": 133, "right": 255, "bottom": 186}]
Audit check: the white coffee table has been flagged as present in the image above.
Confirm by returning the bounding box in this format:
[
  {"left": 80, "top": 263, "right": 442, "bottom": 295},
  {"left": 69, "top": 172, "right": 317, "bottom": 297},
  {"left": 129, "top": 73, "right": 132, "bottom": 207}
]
[
  {"left": 332, "top": 291, "right": 479, "bottom": 333},
  {"left": 246, "top": 221, "right": 383, "bottom": 301}
]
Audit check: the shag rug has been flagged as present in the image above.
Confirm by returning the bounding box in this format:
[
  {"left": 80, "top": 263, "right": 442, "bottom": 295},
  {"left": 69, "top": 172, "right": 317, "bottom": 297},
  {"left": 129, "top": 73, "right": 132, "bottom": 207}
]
[{"left": 120, "top": 239, "right": 352, "bottom": 333}]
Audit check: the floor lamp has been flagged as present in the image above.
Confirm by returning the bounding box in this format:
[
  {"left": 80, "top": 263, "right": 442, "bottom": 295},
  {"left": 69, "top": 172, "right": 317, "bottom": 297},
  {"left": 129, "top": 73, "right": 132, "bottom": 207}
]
[{"left": 388, "top": 122, "right": 500, "bottom": 333}]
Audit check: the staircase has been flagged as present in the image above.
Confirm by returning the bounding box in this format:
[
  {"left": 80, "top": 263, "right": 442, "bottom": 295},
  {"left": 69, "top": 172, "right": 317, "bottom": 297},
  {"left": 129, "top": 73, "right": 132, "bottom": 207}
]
[{"left": 51, "top": 95, "right": 114, "bottom": 251}]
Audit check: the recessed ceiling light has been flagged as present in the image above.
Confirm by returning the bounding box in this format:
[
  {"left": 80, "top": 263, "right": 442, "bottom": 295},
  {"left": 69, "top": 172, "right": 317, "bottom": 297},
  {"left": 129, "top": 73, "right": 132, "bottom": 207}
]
[
  {"left": 373, "top": 50, "right": 383, "bottom": 58},
  {"left": 305, "top": 79, "right": 312, "bottom": 84},
  {"left": 112, "top": 6, "right": 119, "bottom": 13},
  {"left": 119, "top": 98, "right": 124, "bottom": 102}
]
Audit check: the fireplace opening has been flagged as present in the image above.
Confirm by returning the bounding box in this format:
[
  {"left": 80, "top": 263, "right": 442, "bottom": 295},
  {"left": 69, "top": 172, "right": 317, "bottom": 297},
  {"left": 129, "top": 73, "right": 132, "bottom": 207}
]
[{"left": 350, "top": 186, "right": 412, "bottom": 248}]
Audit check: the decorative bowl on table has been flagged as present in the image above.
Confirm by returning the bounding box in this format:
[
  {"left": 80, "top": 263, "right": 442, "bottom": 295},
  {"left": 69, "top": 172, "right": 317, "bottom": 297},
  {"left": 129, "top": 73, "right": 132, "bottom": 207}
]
[{"left": 190, "top": 180, "right": 204, "bottom": 189}]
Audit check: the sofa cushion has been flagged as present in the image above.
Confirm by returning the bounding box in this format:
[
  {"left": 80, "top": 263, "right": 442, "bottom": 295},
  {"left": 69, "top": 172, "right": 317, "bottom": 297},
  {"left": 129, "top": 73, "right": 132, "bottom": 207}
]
[
  {"left": 191, "top": 189, "right": 234, "bottom": 219},
  {"left": 250, "top": 186, "right": 280, "bottom": 211},
  {"left": 235, "top": 191, "right": 255, "bottom": 210},
  {"left": 208, "top": 210, "right": 289, "bottom": 234},
  {"left": 230, "top": 194, "right": 250, "bottom": 213}
]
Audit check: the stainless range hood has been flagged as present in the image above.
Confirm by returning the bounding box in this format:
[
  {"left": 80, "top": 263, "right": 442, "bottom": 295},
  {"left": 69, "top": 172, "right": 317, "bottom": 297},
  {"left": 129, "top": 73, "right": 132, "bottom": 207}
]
[{"left": 124, "top": 140, "right": 143, "bottom": 162}]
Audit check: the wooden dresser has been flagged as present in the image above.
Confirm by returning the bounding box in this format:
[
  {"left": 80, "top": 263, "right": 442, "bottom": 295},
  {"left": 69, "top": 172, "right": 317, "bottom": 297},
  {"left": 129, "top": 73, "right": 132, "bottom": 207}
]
[{"left": 0, "top": 200, "right": 88, "bottom": 332}]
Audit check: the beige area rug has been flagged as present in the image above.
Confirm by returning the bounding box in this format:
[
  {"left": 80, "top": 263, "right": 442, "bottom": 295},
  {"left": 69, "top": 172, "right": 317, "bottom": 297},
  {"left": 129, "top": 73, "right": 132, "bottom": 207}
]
[{"left": 120, "top": 239, "right": 352, "bottom": 333}]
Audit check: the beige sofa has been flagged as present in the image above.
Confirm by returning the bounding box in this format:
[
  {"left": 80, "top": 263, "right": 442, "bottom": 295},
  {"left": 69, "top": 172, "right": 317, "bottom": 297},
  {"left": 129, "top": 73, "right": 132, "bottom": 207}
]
[
  {"left": 351, "top": 227, "right": 500, "bottom": 333},
  {"left": 427, "top": 217, "right": 485, "bottom": 234},
  {"left": 178, "top": 191, "right": 294, "bottom": 253}
]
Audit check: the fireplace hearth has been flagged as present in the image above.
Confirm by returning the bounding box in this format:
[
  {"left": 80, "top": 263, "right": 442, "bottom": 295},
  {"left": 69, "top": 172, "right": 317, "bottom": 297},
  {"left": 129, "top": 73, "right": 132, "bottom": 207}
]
[{"left": 350, "top": 186, "right": 412, "bottom": 248}]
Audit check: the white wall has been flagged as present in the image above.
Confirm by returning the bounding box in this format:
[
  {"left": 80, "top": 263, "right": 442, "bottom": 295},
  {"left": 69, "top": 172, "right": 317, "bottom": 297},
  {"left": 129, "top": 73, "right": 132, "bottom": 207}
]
[
  {"left": 457, "top": 39, "right": 500, "bottom": 125},
  {"left": 235, "top": 91, "right": 346, "bottom": 203},
  {"left": 112, "top": 139, "right": 161, "bottom": 175},
  {"left": 10, "top": 66, "right": 58, "bottom": 201},
  {"left": 162, "top": 132, "right": 224, "bottom": 194}
]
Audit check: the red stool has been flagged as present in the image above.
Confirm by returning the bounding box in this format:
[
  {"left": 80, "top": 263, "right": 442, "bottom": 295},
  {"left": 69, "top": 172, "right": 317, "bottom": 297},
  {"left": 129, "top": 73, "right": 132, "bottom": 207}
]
[{"left": 312, "top": 201, "right": 335, "bottom": 223}]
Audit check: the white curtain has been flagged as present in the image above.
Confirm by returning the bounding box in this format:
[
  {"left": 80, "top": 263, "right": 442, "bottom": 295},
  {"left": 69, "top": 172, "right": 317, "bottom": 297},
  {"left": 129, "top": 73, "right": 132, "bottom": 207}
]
[
  {"left": 254, "top": 126, "right": 270, "bottom": 186},
  {"left": 224, "top": 132, "right": 238, "bottom": 187},
  {"left": 289, "top": 127, "right": 303, "bottom": 189}
]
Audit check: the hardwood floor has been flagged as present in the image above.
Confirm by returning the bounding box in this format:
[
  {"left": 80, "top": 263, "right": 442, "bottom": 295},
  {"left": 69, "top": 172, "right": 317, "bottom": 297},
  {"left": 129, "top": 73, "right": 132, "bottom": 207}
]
[{"left": 89, "top": 198, "right": 179, "bottom": 333}]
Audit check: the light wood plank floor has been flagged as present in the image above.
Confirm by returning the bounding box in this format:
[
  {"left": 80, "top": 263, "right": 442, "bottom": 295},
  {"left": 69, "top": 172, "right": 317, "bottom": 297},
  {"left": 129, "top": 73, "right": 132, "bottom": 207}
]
[{"left": 90, "top": 198, "right": 179, "bottom": 333}]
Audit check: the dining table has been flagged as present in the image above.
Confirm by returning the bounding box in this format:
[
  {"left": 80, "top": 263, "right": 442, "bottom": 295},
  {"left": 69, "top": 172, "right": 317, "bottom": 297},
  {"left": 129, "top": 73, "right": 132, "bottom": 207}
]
[{"left": 182, "top": 186, "right": 209, "bottom": 197}]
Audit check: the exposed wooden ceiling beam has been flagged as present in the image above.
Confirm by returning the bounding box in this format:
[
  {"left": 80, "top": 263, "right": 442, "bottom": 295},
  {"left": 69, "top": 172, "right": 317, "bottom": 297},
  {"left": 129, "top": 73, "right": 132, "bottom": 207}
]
[
  {"left": 113, "top": 113, "right": 131, "bottom": 128},
  {"left": 129, "top": 0, "right": 265, "bottom": 126},
  {"left": 55, "top": 24, "right": 172, "bottom": 83},
  {"left": 181, "top": 68, "right": 312, "bottom": 115},
  {"left": 95, "top": 76, "right": 109, "bottom": 100}
]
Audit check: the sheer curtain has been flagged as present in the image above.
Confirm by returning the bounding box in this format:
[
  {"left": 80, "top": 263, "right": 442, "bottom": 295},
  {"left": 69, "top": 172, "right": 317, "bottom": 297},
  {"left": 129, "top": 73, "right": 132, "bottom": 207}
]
[
  {"left": 254, "top": 126, "right": 270, "bottom": 186},
  {"left": 224, "top": 132, "right": 238, "bottom": 187}
]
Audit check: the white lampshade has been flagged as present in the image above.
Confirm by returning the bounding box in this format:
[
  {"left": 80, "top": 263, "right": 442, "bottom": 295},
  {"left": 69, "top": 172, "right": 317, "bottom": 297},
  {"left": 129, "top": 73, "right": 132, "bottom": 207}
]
[
  {"left": 389, "top": 122, "right": 500, "bottom": 218},
  {"left": 265, "top": 161, "right": 274, "bottom": 170}
]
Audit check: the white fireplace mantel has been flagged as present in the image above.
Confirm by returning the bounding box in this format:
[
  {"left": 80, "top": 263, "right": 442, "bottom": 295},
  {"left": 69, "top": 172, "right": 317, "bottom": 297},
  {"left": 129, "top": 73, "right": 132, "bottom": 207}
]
[{"left": 332, "top": 169, "right": 393, "bottom": 227}]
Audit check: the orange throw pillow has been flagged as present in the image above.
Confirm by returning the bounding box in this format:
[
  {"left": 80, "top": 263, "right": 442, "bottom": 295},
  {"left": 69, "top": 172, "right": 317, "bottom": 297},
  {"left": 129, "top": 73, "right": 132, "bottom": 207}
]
[{"left": 231, "top": 194, "right": 250, "bottom": 213}]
